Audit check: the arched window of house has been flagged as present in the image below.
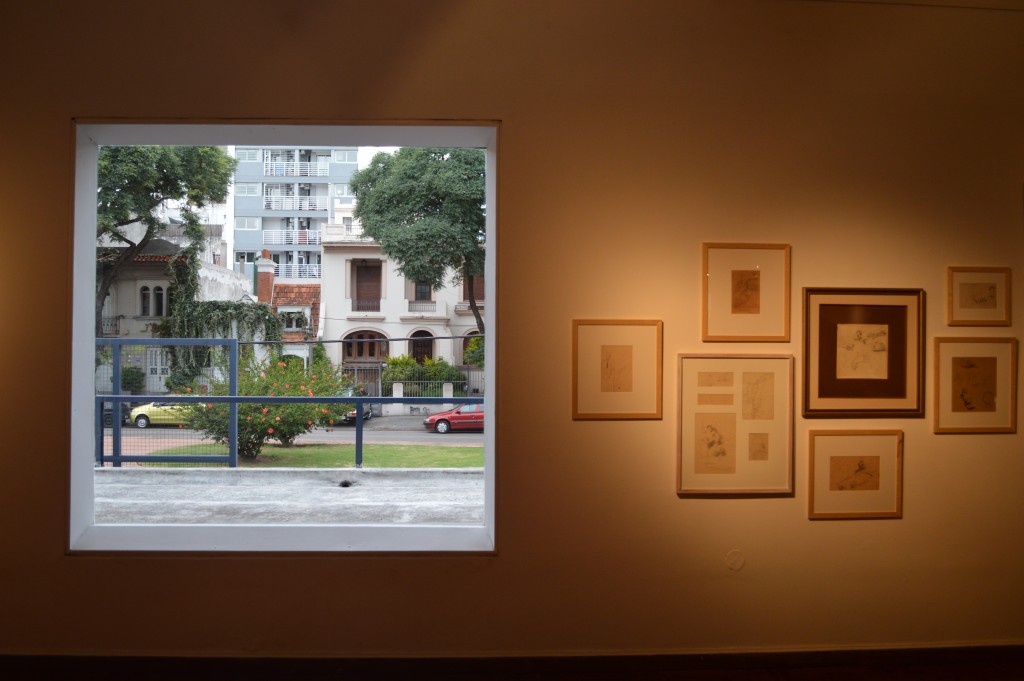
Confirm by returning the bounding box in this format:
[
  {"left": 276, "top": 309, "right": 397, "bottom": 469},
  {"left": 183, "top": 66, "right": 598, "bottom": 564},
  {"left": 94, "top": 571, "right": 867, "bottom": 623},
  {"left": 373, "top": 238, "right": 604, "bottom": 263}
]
[
  {"left": 410, "top": 330, "right": 434, "bottom": 364},
  {"left": 343, "top": 331, "right": 389, "bottom": 362},
  {"left": 153, "top": 286, "right": 164, "bottom": 317},
  {"left": 140, "top": 286, "right": 151, "bottom": 316}
]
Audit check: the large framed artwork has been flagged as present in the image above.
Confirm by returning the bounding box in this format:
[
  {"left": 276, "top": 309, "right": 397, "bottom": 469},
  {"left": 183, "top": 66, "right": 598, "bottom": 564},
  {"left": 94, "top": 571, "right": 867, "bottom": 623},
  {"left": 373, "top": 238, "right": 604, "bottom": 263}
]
[
  {"left": 803, "top": 288, "right": 925, "bottom": 418},
  {"left": 934, "top": 337, "right": 1018, "bottom": 434},
  {"left": 677, "top": 354, "right": 793, "bottom": 495},
  {"left": 947, "top": 267, "right": 1011, "bottom": 326},
  {"left": 808, "top": 430, "right": 904, "bottom": 520},
  {"left": 572, "top": 319, "right": 663, "bottom": 420},
  {"left": 702, "top": 243, "right": 791, "bottom": 341}
]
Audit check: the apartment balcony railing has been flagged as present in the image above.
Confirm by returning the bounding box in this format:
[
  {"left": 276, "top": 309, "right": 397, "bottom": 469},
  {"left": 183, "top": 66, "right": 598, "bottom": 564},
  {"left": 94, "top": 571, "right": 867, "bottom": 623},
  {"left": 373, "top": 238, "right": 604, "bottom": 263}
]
[
  {"left": 263, "top": 230, "right": 322, "bottom": 245},
  {"left": 455, "top": 302, "right": 485, "bottom": 315},
  {"left": 322, "top": 223, "right": 373, "bottom": 244},
  {"left": 262, "top": 196, "right": 329, "bottom": 211},
  {"left": 354, "top": 299, "right": 381, "bottom": 312},
  {"left": 274, "top": 264, "right": 321, "bottom": 279},
  {"left": 100, "top": 316, "right": 120, "bottom": 335},
  {"left": 263, "top": 161, "right": 330, "bottom": 177},
  {"left": 406, "top": 300, "right": 447, "bottom": 317}
]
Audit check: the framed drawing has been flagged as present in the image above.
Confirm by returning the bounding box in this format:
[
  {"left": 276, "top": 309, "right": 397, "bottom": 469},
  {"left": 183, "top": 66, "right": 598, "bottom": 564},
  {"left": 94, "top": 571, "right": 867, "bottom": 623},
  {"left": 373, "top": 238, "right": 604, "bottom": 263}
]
[
  {"left": 702, "top": 243, "right": 791, "bottom": 341},
  {"left": 572, "top": 319, "right": 663, "bottom": 420},
  {"left": 808, "top": 430, "right": 903, "bottom": 520},
  {"left": 803, "top": 288, "right": 925, "bottom": 418},
  {"left": 934, "top": 337, "right": 1018, "bottom": 433},
  {"left": 947, "top": 267, "right": 1011, "bottom": 326},
  {"left": 677, "top": 354, "right": 793, "bottom": 494}
]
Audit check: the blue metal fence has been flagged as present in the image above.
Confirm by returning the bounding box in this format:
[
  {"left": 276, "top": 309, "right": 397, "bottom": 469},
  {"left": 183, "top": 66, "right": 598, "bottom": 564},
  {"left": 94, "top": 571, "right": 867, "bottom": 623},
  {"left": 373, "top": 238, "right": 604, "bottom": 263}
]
[{"left": 95, "top": 338, "right": 482, "bottom": 468}]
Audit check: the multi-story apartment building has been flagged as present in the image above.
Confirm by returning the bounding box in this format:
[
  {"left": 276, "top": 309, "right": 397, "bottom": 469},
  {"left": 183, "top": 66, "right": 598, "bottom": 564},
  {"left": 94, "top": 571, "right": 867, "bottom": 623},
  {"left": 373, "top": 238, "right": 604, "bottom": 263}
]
[{"left": 231, "top": 145, "right": 359, "bottom": 283}]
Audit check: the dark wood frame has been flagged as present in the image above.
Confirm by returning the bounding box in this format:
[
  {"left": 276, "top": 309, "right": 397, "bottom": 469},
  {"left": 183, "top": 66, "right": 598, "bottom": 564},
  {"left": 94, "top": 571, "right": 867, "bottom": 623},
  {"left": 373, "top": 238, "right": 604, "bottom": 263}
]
[{"left": 803, "top": 288, "right": 925, "bottom": 418}]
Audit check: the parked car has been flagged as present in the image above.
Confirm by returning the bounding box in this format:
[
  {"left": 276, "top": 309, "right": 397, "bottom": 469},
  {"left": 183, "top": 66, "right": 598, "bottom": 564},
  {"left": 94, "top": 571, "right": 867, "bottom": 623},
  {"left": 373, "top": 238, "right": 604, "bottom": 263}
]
[
  {"left": 101, "top": 401, "right": 132, "bottom": 427},
  {"left": 130, "top": 402, "right": 187, "bottom": 428},
  {"left": 340, "top": 387, "right": 372, "bottom": 424},
  {"left": 423, "top": 403, "right": 484, "bottom": 434}
]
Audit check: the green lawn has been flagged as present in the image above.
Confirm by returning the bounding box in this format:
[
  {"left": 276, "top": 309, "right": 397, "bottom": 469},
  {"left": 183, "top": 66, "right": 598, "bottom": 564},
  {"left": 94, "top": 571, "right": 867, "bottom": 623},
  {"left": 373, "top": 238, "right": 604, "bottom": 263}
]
[{"left": 148, "top": 443, "right": 483, "bottom": 468}]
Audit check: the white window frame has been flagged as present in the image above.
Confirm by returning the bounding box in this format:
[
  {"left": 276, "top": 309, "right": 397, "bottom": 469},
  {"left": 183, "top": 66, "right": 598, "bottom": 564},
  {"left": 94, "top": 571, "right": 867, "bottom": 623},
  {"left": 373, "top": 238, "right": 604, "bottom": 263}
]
[
  {"left": 235, "top": 182, "right": 260, "bottom": 196},
  {"left": 278, "top": 305, "right": 309, "bottom": 330},
  {"left": 235, "top": 216, "right": 261, "bottom": 230},
  {"left": 72, "top": 122, "right": 496, "bottom": 553},
  {"left": 235, "top": 148, "right": 260, "bottom": 162},
  {"left": 334, "top": 183, "right": 352, "bottom": 197},
  {"left": 332, "top": 149, "right": 358, "bottom": 163}
]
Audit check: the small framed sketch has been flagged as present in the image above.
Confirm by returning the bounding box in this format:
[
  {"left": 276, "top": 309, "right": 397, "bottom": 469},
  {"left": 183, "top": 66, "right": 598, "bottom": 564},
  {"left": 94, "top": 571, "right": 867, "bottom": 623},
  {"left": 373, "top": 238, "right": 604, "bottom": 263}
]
[
  {"left": 947, "top": 267, "right": 1011, "bottom": 326},
  {"left": 703, "top": 243, "right": 791, "bottom": 341},
  {"left": 677, "top": 354, "right": 793, "bottom": 495},
  {"left": 803, "top": 288, "right": 925, "bottom": 418},
  {"left": 809, "top": 430, "right": 903, "bottom": 520},
  {"left": 572, "top": 319, "right": 663, "bottom": 420},
  {"left": 934, "top": 337, "right": 1018, "bottom": 434}
]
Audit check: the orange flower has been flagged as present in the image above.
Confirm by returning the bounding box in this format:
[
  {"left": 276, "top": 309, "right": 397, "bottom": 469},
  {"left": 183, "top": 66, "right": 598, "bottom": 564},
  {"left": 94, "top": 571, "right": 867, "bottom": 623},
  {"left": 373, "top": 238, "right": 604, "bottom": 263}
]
[
  {"left": 268, "top": 427, "right": 274, "bottom": 434},
  {"left": 275, "top": 416, "right": 280, "bottom": 421},
  {"left": 284, "top": 384, "right": 289, "bottom": 389},
  {"left": 307, "top": 420, "right": 313, "bottom": 425},
  {"left": 185, "top": 387, "right": 191, "bottom": 393},
  {"left": 261, "top": 407, "right": 268, "bottom": 414},
  {"left": 206, "top": 403, "right": 212, "bottom": 409}
]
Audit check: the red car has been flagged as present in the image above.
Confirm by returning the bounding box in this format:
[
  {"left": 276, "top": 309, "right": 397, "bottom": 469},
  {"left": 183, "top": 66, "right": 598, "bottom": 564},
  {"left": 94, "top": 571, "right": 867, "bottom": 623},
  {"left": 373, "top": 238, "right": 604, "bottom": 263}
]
[{"left": 423, "top": 404, "right": 484, "bottom": 433}]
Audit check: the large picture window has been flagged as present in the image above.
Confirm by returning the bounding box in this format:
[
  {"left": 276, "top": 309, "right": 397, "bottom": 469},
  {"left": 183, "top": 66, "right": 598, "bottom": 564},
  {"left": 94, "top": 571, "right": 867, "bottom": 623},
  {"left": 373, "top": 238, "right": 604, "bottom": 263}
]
[{"left": 73, "top": 122, "right": 496, "bottom": 553}]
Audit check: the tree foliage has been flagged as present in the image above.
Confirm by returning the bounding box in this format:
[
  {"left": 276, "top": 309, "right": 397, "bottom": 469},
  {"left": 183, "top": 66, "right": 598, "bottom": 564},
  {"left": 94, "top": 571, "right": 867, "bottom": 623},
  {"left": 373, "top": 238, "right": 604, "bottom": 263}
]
[
  {"left": 381, "top": 354, "right": 468, "bottom": 397},
  {"left": 350, "top": 147, "right": 486, "bottom": 334},
  {"left": 95, "top": 145, "right": 238, "bottom": 335},
  {"left": 184, "top": 353, "right": 353, "bottom": 460}
]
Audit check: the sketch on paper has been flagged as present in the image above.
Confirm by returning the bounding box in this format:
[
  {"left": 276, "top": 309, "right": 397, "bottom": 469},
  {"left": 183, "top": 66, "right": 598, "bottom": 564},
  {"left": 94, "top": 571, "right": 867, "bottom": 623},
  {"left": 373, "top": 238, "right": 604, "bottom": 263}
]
[
  {"left": 951, "top": 356, "right": 997, "bottom": 412},
  {"left": 836, "top": 324, "right": 889, "bottom": 379},
  {"left": 698, "top": 371, "right": 734, "bottom": 387},
  {"left": 731, "top": 270, "right": 761, "bottom": 314},
  {"left": 829, "top": 456, "right": 881, "bottom": 491},
  {"left": 698, "top": 393, "right": 734, "bottom": 406},
  {"left": 694, "top": 413, "right": 736, "bottom": 474},
  {"left": 742, "top": 372, "right": 774, "bottom": 419},
  {"left": 600, "top": 345, "right": 633, "bottom": 393},
  {"left": 959, "top": 283, "right": 998, "bottom": 309},
  {"left": 748, "top": 433, "right": 769, "bottom": 461}
]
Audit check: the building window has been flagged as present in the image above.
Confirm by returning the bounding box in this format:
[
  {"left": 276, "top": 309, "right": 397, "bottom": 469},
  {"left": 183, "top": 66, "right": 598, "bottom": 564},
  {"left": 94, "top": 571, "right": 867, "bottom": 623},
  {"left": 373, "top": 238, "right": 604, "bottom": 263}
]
[
  {"left": 415, "top": 281, "right": 432, "bottom": 301},
  {"left": 73, "top": 122, "right": 496, "bottom": 553},
  {"left": 140, "top": 286, "right": 150, "bottom": 316},
  {"left": 235, "top": 183, "right": 260, "bottom": 196},
  {"left": 236, "top": 251, "right": 258, "bottom": 264},
  {"left": 463, "top": 275, "right": 485, "bottom": 302},
  {"left": 153, "top": 286, "right": 164, "bottom": 317},
  {"left": 334, "top": 183, "right": 352, "bottom": 197},
  {"left": 332, "top": 149, "right": 358, "bottom": 163},
  {"left": 235, "top": 217, "right": 261, "bottom": 230},
  {"left": 236, "top": 148, "right": 260, "bottom": 162},
  {"left": 344, "top": 331, "right": 389, "bottom": 361}
]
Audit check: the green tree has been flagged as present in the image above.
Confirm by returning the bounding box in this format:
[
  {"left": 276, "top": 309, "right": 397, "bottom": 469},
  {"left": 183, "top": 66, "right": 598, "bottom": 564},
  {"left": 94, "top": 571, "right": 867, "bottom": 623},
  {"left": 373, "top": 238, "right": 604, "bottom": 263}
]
[
  {"left": 184, "top": 353, "right": 353, "bottom": 459},
  {"left": 95, "top": 145, "right": 237, "bottom": 336},
  {"left": 350, "top": 148, "right": 486, "bottom": 334}
]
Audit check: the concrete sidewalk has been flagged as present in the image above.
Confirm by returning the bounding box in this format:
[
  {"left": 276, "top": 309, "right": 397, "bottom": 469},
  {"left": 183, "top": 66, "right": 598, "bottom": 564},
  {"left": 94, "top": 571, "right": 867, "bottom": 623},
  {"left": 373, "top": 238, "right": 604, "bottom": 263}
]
[{"left": 94, "top": 468, "right": 484, "bottom": 525}]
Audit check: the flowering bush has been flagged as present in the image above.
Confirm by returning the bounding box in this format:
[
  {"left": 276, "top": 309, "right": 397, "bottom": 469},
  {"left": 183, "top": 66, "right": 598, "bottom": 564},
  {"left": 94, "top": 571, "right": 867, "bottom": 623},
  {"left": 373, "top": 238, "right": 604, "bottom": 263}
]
[{"left": 184, "top": 352, "right": 353, "bottom": 459}]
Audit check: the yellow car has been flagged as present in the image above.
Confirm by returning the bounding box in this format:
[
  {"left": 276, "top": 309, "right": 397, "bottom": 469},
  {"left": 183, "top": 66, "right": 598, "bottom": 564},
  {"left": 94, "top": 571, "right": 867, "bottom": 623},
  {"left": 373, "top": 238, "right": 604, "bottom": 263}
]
[{"left": 129, "top": 402, "right": 188, "bottom": 428}]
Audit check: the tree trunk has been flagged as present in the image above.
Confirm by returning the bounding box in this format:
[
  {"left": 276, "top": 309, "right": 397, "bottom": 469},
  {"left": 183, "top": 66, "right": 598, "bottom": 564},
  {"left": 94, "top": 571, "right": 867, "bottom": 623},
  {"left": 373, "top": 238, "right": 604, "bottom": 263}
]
[{"left": 463, "top": 263, "right": 485, "bottom": 337}]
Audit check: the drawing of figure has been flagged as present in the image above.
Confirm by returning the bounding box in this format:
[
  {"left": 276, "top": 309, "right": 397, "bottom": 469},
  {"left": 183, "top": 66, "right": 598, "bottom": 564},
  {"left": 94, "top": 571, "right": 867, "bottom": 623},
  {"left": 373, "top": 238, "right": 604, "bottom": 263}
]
[
  {"left": 694, "top": 413, "right": 736, "bottom": 474},
  {"left": 951, "top": 356, "right": 997, "bottom": 413},
  {"left": 731, "top": 270, "right": 761, "bottom": 315},
  {"left": 960, "top": 283, "right": 998, "bottom": 309},
  {"left": 829, "top": 455, "right": 881, "bottom": 492},
  {"left": 836, "top": 324, "right": 889, "bottom": 379}
]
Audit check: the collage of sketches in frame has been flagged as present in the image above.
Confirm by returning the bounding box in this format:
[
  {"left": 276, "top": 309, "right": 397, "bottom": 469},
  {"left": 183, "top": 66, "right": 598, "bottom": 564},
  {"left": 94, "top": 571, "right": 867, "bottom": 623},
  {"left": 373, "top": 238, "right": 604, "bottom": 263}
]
[{"left": 571, "top": 251, "right": 1018, "bottom": 518}]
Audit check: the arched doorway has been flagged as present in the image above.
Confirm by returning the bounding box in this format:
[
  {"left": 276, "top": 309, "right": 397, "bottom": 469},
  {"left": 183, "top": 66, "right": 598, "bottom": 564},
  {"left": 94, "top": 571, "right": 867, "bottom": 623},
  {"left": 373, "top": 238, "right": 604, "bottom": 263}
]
[
  {"left": 410, "top": 330, "right": 434, "bottom": 364},
  {"left": 342, "top": 330, "right": 389, "bottom": 395}
]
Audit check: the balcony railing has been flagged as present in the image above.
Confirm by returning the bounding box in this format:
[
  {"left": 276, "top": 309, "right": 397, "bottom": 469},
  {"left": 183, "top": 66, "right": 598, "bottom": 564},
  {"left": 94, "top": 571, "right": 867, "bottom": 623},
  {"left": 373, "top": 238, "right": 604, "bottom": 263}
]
[
  {"left": 274, "top": 264, "right": 321, "bottom": 279},
  {"left": 323, "top": 223, "right": 373, "bottom": 244},
  {"left": 455, "top": 302, "right": 485, "bottom": 315},
  {"left": 100, "top": 316, "right": 120, "bottom": 335},
  {"left": 264, "top": 161, "right": 330, "bottom": 177},
  {"left": 263, "top": 230, "right": 322, "bottom": 245},
  {"left": 354, "top": 299, "right": 381, "bottom": 312},
  {"left": 408, "top": 300, "right": 436, "bottom": 313},
  {"left": 263, "top": 196, "right": 329, "bottom": 211}
]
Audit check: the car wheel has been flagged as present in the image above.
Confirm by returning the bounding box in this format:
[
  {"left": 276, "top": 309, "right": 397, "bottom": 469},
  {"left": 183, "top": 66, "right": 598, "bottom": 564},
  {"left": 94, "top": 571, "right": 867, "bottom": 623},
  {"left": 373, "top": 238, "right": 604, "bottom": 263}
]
[
  {"left": 435, "top": 420, "right": 450, "bottom": 434},
  {"left": 135, "top": 415, "right": 150, "bottom": 429},
  {"left": 364, "top": 410, "right": 371, "bottom": 420}
]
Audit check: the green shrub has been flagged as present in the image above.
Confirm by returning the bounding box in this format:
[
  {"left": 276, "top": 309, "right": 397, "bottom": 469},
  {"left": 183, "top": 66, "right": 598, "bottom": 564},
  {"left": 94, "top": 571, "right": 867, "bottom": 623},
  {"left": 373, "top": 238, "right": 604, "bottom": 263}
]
[
  {"left": 183, "top": 352, "right": 353, "bottom": 459},
  {"left": 120, "top": 366, "right": 146, "bottom": 393},
  {"left": 463, "top": 336, "right": 484, "bottom": 367}
]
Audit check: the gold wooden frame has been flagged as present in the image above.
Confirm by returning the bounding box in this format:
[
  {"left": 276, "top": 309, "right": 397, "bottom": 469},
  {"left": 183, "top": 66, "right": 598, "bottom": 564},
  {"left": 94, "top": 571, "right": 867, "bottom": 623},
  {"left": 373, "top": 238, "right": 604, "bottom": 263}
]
[
  {"left": 808, "top": 430, "right": 903, "bottom": 520},
  {"left": 933, "top": 336, "right": 1018, "bottom": 434},
  {"left": 572, "top": 319, "right": 663, "bottom": 420},
  {"left": 702, "top": 243, "right": 791, "bottom": 342},
  {"left": 947, "top": 266, "right": 1011, "bottom": 326}
]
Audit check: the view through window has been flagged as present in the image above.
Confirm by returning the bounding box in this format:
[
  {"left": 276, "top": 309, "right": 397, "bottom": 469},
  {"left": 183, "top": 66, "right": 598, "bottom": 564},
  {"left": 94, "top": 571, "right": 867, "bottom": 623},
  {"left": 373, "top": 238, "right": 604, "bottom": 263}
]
[{"left": 72, "top": 123, "right": 496, "bottom": 552}]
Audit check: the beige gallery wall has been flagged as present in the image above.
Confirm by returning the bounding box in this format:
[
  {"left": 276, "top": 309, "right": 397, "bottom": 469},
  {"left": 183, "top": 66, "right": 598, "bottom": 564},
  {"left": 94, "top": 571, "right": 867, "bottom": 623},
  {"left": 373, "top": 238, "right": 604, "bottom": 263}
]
[{"left": 0, "top": 0, "right": 1022, "bottom": 657}]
